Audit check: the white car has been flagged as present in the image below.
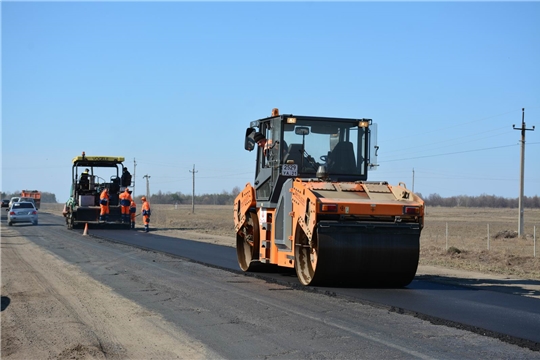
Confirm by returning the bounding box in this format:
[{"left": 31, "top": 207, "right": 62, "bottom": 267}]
[
  {"left": 7, "top": 201, "right": 38, "bottom": 226},
  {"left": 8, "top": 197, "right": 20, "bottom": 208}
]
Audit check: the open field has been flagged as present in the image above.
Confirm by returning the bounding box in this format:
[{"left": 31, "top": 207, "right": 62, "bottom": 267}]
[
  {"left": 41, "top": 204, "right": 540, "bottom": 280},
  {"left": 420, "top": 207, "right": 539, "bottom": 279}
]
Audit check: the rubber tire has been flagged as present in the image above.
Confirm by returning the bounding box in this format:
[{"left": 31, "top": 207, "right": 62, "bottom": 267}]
[
  {"left": 294, "top": 225, "right": 319, "bottom": 286},
  {"left": 236, "top": 212, "right": 260, "bottom": 272}
]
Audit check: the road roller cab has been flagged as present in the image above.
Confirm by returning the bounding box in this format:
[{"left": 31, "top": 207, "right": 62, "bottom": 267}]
[{"left": 234, "top": 109, "right": 425, "bottom": 286}]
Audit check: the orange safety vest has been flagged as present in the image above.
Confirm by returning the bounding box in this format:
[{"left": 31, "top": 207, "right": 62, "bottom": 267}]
[
  {"left": 119, "top": 190, "right": 132, "bottom": 207},
  {"left": 100, "top": 189, "right": 109, "bottom": 205},
  {"left": 142, "top": 201, "right": 150, "bottom": 216}
]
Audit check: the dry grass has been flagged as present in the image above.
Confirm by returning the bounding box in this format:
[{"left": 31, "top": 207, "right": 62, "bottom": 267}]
[
  {"left": 420, "top": 207, "right": 540, "bottom": 279},
  {"left": 41, "top": 203, "right": 540, "bottom": 280},
  {"left": 150, "top": 205, "right": 234, "bottom": 235}
]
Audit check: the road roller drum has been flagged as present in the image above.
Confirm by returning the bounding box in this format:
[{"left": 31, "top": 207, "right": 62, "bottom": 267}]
[{"left": 295, "top": 222, "right": 421, "bottom": 286}]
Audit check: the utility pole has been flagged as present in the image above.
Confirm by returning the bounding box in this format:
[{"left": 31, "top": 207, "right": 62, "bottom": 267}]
[
  {"left": 143, "top": 174, "right": 151, "bottom": 200},
  {"left": 133, "top": 158, "right": 137, "bottom": 196},
  {"left": 189, "top": 164, "right": 198, "bottom": 213},
  {"left": 513, "top": 108, "right": 535, "bottom": 237},
  {"left": 412, "top": 168, "right": 415, "bottom": 193}
]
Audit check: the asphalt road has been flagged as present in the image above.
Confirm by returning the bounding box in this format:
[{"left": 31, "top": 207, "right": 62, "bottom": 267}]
[
  {"left": 82, "top": 221, "right": 540, "bottom": 348},
  {"left": 3, "top": 212, "right": 540, "bottom": 357}
]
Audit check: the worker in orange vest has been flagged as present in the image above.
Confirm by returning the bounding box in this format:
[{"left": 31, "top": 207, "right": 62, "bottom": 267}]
[
  {"left": 141, "top": 196, "right": 151, "bottom": 233},
  {"left": 119, "top": 188, "right": 133, "bottom": 223},
  {"left": 129, "top": 200, "right": 137, "bottom": 229},
  {"left": 99, "top": 188, "right": 109, "bottom": 222}
]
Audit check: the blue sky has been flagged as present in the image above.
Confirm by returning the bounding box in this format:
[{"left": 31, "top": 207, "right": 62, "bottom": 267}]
[{"left": 2, "top": 1, "right": 539, "bottom": 203}]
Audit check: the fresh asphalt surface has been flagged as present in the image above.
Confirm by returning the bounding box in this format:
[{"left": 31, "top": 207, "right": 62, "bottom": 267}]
[
  {"left": 86, "top": 221, "right": 540, "bottom": 349},
  {"left": 5, "top": 212, "right": 540, "bottom": 350}
]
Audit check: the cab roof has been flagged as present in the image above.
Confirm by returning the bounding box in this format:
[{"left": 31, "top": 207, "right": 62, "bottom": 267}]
[{"left": 72, "top": 155, "right": 125, "bottom": 166}]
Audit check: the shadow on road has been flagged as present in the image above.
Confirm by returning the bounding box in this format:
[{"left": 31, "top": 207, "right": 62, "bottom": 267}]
[{"left": 1, "top": 296, "right": 11, "bottom": 311}]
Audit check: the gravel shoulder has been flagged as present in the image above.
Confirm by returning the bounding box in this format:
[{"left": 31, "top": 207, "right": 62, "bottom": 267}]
[{"left": 1, "top": 223, "right": 217, "bottom": 359}]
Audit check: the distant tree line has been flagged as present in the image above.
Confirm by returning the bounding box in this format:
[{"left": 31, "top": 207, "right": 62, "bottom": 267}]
[
  {"left": 134, "top": 187, "right": 243, "bottom": 206},
  {"left": 1, "top": 191, "right": 57, "bottom": 203},
  {"left": 3, "top": 188, "right": 539, "bottom": 208},
  {"left": 139, "top": 190, "right": 540, "bottom": 208},
  {"left": 418, "top": 193, "right": 540, "bottom": 208}
]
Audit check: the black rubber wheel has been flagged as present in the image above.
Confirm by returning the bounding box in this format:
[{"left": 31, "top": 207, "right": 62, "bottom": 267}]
[
  {"left": 236, "top": 212, "right": 260, "bottom": 271},
  {"left": 294, "top": 225, "right": 319, "bottom": 286}
]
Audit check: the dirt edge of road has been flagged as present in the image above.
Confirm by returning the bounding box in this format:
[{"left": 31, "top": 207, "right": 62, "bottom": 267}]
[{"left": 0, "top": 224, "right": 220, "bottom": 359}]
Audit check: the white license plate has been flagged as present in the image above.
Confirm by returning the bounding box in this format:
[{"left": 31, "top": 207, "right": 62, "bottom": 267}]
[{"left": 282, "top": 164, "right": 298, "bottom": 176}]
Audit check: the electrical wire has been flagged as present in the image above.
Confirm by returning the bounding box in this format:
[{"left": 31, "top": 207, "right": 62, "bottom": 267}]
[
  {"left": 379, "top": 108, "right": 521, "bottom": 146},
  {"left": 381, "top": 127, "right": 514, "bottom": 157},
  {"left": 379, "top": 143, "right": 519, "bottom": 163}
]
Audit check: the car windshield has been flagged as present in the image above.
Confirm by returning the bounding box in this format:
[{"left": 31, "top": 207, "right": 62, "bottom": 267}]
[{"left": 13, "top": 202, "right": 34, "bottom": 209}]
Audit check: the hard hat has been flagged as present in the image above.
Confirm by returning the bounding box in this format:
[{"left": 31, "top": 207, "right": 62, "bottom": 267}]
[{"left": 141, "top": 196, "right": 146, "bottom": 201}]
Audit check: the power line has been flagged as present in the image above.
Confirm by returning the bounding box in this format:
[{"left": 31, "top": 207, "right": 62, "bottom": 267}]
[
  {"left": 381, "top": 126, "right": 513, "bottom": 157},
  {"left": 380, "top": 143, "right": 518, "bottom": 163},
  {"left": 379, "top": 109, "right": 521, "bottom": 146},
  {"left": 149, "top": 172, "right": 253, "bottom": 186}
]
